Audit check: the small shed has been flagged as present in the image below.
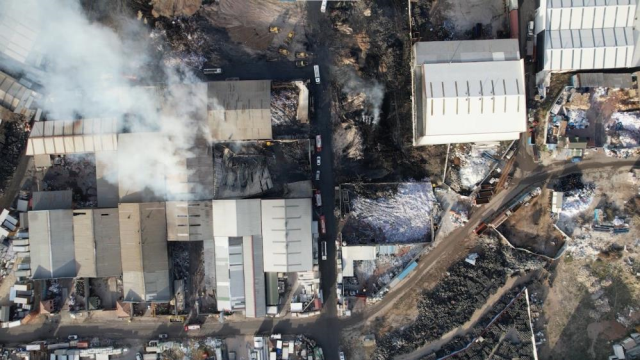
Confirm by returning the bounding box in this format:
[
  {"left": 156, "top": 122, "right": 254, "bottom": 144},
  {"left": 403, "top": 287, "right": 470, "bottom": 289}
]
[{"left": 551, "top": 192, "right": 564, "bottom": 214}]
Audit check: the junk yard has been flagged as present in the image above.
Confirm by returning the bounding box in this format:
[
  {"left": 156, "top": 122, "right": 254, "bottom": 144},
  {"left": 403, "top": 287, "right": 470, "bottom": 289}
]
[{"left": 1, "top": 1, "right": 640, "bottom": 360}]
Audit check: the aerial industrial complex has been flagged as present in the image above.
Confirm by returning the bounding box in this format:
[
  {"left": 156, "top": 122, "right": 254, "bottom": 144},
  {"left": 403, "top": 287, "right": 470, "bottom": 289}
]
[{"left": 0, "top": 1, "right": 640, "bottom": 360}]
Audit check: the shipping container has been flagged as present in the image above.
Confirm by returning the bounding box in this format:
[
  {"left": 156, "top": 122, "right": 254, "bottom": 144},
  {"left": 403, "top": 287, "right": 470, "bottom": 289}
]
[
  {"left": 12, "top": 239, "right": 29, "bottom": 246},
  {"left": 13, "top": 296, "right": 31, "bottom": 304},
  {"left": 26, "top": 344, "right": 43, "bottom": 351},
  {"left": 12, "top": 246, "right": 29, "bottom": 252},
  {"left": 13, "top": 284, "right": 31, "bottom": 291}
]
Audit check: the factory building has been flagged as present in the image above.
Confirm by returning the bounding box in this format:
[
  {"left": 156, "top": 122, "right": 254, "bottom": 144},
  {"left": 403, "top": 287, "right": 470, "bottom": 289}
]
[
  {"left": 535, "top": 0, "right": 640, "bottom": 74},
  {"left": 411, "top": 39, "right": 527, "bottom": 146}
]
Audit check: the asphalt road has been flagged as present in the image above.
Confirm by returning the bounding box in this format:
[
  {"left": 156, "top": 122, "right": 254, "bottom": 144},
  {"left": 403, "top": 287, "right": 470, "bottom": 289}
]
[{"left": 3, "top": 3, "right": 640, "bottom": 358}]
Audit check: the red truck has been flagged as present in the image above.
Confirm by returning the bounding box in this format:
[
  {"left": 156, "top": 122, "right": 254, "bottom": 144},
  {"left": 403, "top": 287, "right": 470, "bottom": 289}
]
[{"left": 320, "top": 215, "right": 326, "bottom": 234}]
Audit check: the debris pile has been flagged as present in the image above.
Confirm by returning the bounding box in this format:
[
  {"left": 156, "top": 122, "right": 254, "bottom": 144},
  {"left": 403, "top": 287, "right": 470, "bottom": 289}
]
[
  {"left": 566, "top": 109, "right": 589, "bottom": 129},
  {"left": 340, "top": 182, "right": 440, "bottom": 245},
  {"left": 372, "top": 237, "right": 545, "bottom": 359},
  {"left": 605, "top": 112, "right": 640, "bottom": 157},
  {"left": 271, "top": 82, "right": 309, "bottom": 139},
  {"left": 42, "top": 154, "right": 97, "bottom": 207},
  {"left": 434, "top": 288, "right": 536, "bottom": 359},
  {"left": 152, "top": 15, "right": 211, "bottom": 69},
  {"left": 447, "top": 143, "right": 500, "bottom": 193},
  {"left": 0, "top": 118, "right": 29, "bottom": 198}
]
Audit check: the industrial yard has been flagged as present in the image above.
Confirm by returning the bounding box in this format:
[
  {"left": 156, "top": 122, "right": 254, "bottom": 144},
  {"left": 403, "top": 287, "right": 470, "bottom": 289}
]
[{"left": 1, "top": 0, "right": 640, "bottom": 360}]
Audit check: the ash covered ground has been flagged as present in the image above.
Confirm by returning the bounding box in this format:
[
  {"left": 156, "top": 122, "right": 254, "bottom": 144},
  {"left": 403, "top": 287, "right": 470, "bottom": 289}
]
[
  {"left": 339, "top": 182, "right": 440, "bottom": 245},
  {"left": 213, "top": 140, "right": 311, "bottom": 199}
]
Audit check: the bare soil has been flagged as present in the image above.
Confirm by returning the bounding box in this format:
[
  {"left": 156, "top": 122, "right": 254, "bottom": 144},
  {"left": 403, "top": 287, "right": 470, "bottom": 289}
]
[{"left": 498, "top": 187, "right": 565, "bottom": 258}]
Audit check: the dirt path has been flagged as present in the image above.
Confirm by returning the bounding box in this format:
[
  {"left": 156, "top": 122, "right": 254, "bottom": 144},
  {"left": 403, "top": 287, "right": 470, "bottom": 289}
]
[{"left": 396, "top": 271, "right": 537, "bottom": 360}]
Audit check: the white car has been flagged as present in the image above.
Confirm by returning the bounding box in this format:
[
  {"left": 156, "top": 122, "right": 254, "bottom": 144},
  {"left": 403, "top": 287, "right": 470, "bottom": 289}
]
[
  {"left": 203, "top": 68, "right": 222, "bottom": 74},
  {"left": 68, "top": 335, "right": 78, "bottom": 340},
  {"left": 314, "top": 65, "right": 321, "bottom": 84},
  {"left": 316, "top": 156, "right": 321, "bottom": 166},
  {"left": 321, "top": 241, "right": 327, "bottom": 261},
  {"left": 339, "top": 352, "right": 346, "bottom": 360},
  {"left": 136, "top": 353, "right": 143, "bottom": 360},
  {"left": 316, "top": 170, "right": 321, "bottom": 181}
]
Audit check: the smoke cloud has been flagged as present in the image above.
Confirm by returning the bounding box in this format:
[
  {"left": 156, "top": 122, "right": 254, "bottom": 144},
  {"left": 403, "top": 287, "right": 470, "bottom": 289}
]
[
  {"left": 1, "top": 0, "right": 210, "bottom": 201},
  {"left": 341, "top": 70, "right": 385, "bottom": 125}
]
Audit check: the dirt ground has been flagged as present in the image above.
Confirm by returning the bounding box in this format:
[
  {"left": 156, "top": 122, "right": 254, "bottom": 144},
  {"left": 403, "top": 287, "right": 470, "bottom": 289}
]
[
  {"left": 89, "top": 278, "right": 119, "bottom": 310},
  {"left": 538, "top": 258, "right": 640, "bottom": 359},
  {"left": 498, "top": 186, "right": 565, "bottom": 258}
]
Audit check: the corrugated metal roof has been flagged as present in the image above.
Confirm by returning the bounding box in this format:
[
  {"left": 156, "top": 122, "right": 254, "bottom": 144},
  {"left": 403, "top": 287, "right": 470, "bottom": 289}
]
[
  {"left": 73, "top": 209, "right": 122, "bottom": 278},
  {"left": 212, "top": 199, "right": 262, "bottom": 237},
  {"left": 73, "top": 210, "right": 97, "bottom": 278},
  {"left": 413, "top": 39, "right": 520, "bottom": 65},
  {"left": 166, "top": 201, "right": 213, "bottom": 241},
  {"left": 545, "top": 0, "right": 635, "bottom": 30},
  {"left": 243, "top": 235, "right": 265, "bottom": 318},
  {"left": 26, "top": 119, "right": 119, "bottom": 156},
  {"left": 29, "top": 210, "right": 76, "bottom": 279},
  {"left": 261, "top": 199, "right": 313, "bottom": 273},
  {"left": 0, "top": 2, "right": 40, "bottom": 66},
  {"left": 117, "top": 133, "right": 166, "bottom": 203},
  {"left": 32, "top": 190, "right": 72, "bottom": 211},
  {"left": 119, "top": 203, "right": 170, "bottom": 302},
  {"left": 165, "top": 138, "right": 214, "bottom": 201},
  {"left": 574, "top": 72, "right": 633, "bottom": 88},
  {"left": 208, "top": 81, "right": 272, "bottom": 140},
  {"left": 417, "top": 59, "right": 526, "bottom": 145}
]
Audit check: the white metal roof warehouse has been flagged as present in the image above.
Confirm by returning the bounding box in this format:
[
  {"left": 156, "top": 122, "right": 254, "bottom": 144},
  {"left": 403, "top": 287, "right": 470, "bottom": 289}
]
[
  {"left": 535, "top": 0, "right": 640, "bottom": 72},
  {"left": 261, "top": 198, "right": 313, "bottom": 273},
  {"left": 412, "top": 39, "right": 526, "bottom": 145}
]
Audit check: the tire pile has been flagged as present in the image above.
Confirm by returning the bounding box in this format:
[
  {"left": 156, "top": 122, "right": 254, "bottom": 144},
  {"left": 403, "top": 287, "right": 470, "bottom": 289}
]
[
  {"left": 431, "top": 287, "right": 536, "bottom": 359},
  {"left": 373, "top": 238, "right": 545, "bottom": 360}
]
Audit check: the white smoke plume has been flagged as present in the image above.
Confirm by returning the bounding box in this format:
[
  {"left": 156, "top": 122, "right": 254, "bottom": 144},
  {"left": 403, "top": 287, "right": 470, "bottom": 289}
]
[
  {"left": 341, "top": 70, "right": 385, "bottom": 125},
  {"left": 1, "top": 0, "right": 210, "bottom": 201}
]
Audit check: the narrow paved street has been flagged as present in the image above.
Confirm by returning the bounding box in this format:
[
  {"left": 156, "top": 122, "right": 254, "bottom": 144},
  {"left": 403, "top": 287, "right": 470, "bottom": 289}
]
[{"left": 2, "top": 2, "right": 640, "bottom": 358}]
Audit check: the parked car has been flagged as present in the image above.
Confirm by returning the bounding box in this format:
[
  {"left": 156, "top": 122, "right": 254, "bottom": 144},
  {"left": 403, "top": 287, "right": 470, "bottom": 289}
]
[
  {"left": 203, "top": 68, "right": 222, "bottom": 75},
  {"left": 315, "top": 190, "right": 322, "bottom": 207},
  {"left": 316, "top": 170, "right": 320, "bottom": 181},
  {"left": 528, "top": 21, "right": 535, "bottom": 36},
  {"left": 159, "top": 334, "right": 168, "bottom": 339},
  {"left": 295, "top": 60, "right": 309, "bottom": 67},
  {"left": 315, "top": 135, "right": 322, "bottom": 152},
  {"left": 136, "top": 353, "right": 142, "bottom": 360},
  {"left": 184, "top": 324, "right": 201, "bottom": 331},
  {"left": 316, "top": 156, "right": 321, "bottom": 166},
  {"left": 314, "top": 65, "right": 321, "bottom": 84},
  {"left": 68, "top": 335, "right": 78, "bottom": 340},
  {"left": 321, "top": 241, "right": 327, "bottom": 261},
  {"left": 339, "top": 352, "right": 346, "bottom": 360},
  {"left": 320, "top": 215, "right": 326, "bottom": 234}
]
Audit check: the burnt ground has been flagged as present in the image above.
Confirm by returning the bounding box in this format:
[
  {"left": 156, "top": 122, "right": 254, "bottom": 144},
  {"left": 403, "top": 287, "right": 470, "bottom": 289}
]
[
  {"left": 212, "top": 140, "right": 311, "bottom": 199},
  {"left": 0, "top": 112, "right": 30, "bottom": 202},
  {"left": 41, "top": 154, "right": 97, "bottom": 208},
  {"left": 326, "top": 0, "right": 456, "bottom": 184}
]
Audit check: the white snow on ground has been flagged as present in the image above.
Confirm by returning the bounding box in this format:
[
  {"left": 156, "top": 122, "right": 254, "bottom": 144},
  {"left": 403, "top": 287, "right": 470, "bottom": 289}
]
[
  {"left": 605, "top": 112, "right": 640, "bottom": 157},
  {"left": 567, "top": 109, "right": 589, "bottom": 129},
  {"left": 559, "top": 186, "right": 595, "bottom": 218},
  {"left": 349, "top": 183, "right": 438, "bottom": 243},
  {"left": 456, "top": 144, "right": 499, "bottom": 188}
]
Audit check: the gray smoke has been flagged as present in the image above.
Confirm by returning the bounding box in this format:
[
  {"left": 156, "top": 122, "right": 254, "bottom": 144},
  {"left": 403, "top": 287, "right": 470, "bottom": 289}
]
[
  {"left": 342, "top": 70, "right": 385, "bottom": 125},
  {"left": 1, "top": 0, "right": 209, "bottom": 200}
]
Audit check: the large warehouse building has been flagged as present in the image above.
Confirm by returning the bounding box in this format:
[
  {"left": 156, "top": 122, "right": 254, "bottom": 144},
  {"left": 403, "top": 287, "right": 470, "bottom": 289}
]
[
  {"left": 535, "top": 0, "right": 640, "bottom": 74},
  {"left": 411, "top": 39, "right": 527, "bottom": 146}
]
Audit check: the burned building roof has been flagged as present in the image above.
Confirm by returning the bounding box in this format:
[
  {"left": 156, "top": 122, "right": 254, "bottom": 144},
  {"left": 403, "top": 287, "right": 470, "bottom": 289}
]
[
  {"left": 73, "top": 208, "right": 122, "bottom": 278},
  {"left": 208, "top": 80, "right": 272, "bottom": 140},
  {"left": 119, "top": 202, "right": 170, "bottom": 302},
  {"left": 32, "top": 190, "right": 72, "bottom": 210},
  {"left": 29, "top": 210, "right": 76, "bottom": 279}
]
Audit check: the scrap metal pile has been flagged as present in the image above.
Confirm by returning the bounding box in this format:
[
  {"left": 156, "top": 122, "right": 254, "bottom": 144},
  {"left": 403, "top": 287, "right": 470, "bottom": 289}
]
[
  {"left": 433, "top": 288, "right": 536, "bottom": 359},
  {"left": 373, "top": 237, "right": 545, "bottom": 359},
  {"left": 0, "top": 119, "right": 29, "bottom": 198}
]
